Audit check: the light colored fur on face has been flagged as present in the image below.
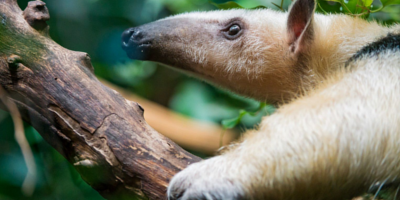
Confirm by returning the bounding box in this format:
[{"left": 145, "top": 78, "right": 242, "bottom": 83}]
[{"left": 159, "top": 9, "right": 396, "bottom": 103}]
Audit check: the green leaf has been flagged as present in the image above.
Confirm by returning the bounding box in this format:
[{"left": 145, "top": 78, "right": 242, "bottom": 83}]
[
  {"left": 210, "top": 1, "right": 244, "bottom": 9},
  {"left": 324, "top": 0, "right": 373, "bottom": 16},
  {"left": 247, "top": 102, "right": 267, "bottom": 116},
  {"left": 317, "top": 2, "right": 329, "bottom": 14},
  {"left": 316, "top": 0, "right": 342, "bottom": 14},
  {"left": 342, "top": 0, "right": 358, "bottom": 14},
  {"left": 362, "top": 0, "right": 373, "bottom": 7},
  {"left": 380, "top": 0, "right": 400, "bottom": 6},
  {"left": 221, "top": 116, "right": 241, "bottom": 129},
  {"left": 369, "top": 0, "right": 400, "bottom": 13},
  {"left": 221, "top": 110, "right": 247, "bottom": 129},
  {"left": 221, "top": 102, "right": 274, "bottom": 129}
]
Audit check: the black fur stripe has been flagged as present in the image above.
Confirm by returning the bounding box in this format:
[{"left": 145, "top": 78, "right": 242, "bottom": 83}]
[{"left": 346, "top": 33, "right": 400, "bottom": 66}]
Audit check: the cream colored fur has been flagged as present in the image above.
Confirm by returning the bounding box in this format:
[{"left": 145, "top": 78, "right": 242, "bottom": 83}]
[
  {"left": 160, "top": 10, "right": 398, "bottom": 103},
  {"left": 153, "top": 2, "right": 400, "bottom": 200}
]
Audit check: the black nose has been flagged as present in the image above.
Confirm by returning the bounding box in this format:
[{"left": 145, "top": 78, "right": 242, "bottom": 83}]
[
  {"left": 121, "top": 27, "right": 152, "bottom": 60},
  {"left": 121, "top": 27, "right": 143, "bottom": 50}
]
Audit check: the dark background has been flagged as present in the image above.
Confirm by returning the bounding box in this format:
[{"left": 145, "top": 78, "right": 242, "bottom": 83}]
[{"left": 0, "top": 0, "right": 399, "bottom": 199}]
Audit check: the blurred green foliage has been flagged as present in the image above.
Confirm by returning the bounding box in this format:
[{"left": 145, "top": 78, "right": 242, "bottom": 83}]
[
  {"left": 211, "top": 1, "right": 268, "bottom": 9},
  {"left": 0, "top": 0, "right": 398, "bottom": 199}
]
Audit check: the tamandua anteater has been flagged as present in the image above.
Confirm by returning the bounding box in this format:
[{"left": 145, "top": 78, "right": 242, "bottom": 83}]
[{"left": 122, "top": 0, "right": 400, "bottom": 198}]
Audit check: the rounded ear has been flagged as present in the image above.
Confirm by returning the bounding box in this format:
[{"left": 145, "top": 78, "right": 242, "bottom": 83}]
[{"left": 287, "top": 0, "right": 316, "bottom": 54}]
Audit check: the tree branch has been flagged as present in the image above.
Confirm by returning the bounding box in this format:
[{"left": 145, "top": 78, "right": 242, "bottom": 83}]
[
  {"left": 101, "top": 79, "right": 237, "bottom": 155},
  {"left": 0, "top": 1, "right": 202, "bottom": 199}
]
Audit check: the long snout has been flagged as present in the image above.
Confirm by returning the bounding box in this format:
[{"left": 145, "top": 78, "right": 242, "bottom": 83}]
[{"left": 121, "top": 18, "right": 198, "bottom": 62}]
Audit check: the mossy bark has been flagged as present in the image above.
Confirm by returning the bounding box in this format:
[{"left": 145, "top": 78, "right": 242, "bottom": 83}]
[{"left": 0, "top": 1, "right": 201, "bottom": 199}]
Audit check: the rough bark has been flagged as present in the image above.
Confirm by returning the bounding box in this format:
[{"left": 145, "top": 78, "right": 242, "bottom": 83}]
[
  {"left": 101, "top": 79, "right": 236, "bottom": 155},
  {"left": 0, "top": 1, "right": 202, "bottom": 199}
]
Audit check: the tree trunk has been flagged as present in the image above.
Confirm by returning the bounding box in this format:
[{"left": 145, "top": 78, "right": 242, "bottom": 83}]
[{"left": 0, "top": 1, "right": 202, "bottom": 199}]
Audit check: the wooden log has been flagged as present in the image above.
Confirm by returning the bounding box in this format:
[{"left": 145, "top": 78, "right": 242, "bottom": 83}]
[{"left": 0, "top": 0, "right": 202, "bottom": 199}]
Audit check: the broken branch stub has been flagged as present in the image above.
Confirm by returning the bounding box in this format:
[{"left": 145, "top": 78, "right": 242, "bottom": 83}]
[
  {"left": 23, "top": 1, "right": 50, "bottom": 36},
  {"left": 0, "top": 0, "right": 201, "bottom": 199}
]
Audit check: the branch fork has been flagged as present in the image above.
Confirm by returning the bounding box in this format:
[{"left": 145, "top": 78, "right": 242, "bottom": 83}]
[{"left": 0, "top": 1, "right": 202, "bottom": 199}]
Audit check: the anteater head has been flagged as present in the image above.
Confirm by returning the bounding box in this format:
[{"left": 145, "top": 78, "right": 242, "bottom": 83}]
[{"left": 122, "top": 0, "right": 316, "bottom": 103}]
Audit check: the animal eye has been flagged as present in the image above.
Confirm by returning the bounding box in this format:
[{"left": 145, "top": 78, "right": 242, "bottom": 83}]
[
  {"left": 228, "top": 24, "right": 241, "bottom": 36},
  {"left": 222, "top": 21, "right": 244, "bottom": 40}
]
